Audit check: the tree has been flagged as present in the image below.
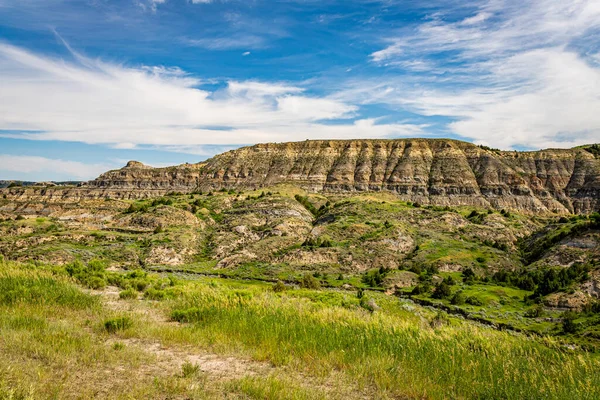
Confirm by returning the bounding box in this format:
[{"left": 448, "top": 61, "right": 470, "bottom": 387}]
[
  {"left": 462, "top": 267, "right": 475, "bottom": 284},
  {"left": 450, "top": 291, "right": 466, "bottom": 305},
  {"left": 432, "top": 282, "right": 452, "bottom": 299},
  {"left": 562, "top": 311, "right": 578, "bottom": 334}
]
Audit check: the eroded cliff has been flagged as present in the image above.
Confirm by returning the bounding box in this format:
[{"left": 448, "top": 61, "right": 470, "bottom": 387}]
[{"left": 3, "top": 139, "right": 600, "bottom": 214}]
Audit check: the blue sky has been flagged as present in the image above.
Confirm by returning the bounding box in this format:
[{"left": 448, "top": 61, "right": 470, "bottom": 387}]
[{"left": 1, "top": 0, "right": 599, "bottom": 181}]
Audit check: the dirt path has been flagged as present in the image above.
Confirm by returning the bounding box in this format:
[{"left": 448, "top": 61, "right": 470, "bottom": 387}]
[{"left": 92, "top": 286, "right": 374, "bottom": 399}]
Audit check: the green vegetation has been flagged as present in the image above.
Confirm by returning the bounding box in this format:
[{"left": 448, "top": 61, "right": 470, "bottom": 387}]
[
  {"left": 1, "top": 259, "right": 600, "bottom": 398},
  {"left": 2, "top": 188, "right": 600, "bottom": 397}
]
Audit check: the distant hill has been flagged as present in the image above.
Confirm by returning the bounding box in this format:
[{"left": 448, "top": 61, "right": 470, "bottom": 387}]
[
  {"left": 86, "top": 138, "right": 600, "bottom": 214},
  {"left": 0, "top": 180, "right": 82, "bottom": 188}
]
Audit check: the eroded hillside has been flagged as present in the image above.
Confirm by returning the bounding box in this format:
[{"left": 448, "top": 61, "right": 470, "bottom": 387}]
[{"left": 3, "top": 139, "right": 599, "bottom": 214}]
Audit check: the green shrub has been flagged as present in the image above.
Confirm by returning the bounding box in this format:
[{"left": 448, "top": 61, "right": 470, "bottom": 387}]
[
  {"left": 181, "top": 361, "right": 200, "bottom": 377},
  {"left": 562, "top": 312, "right": 578, "bottom": 334},
  {"left": 112, "top": 342, "right": 125, "bottom": 351},
  {"left": 65, "top": 259, "right": 108, "bottom": 289},
  {"left": 103, "top": 316, "right": 133, "bottom": 333},
  {"left": 466, "top": 296, "right": 484, "bottom": 306},
  {"left": 450, "top": 291, "right": 466, "bottom": 305},
  {"left": 361, "top": 268, "right": 390, "bottom": 288},
  {"left": 462, "top": 267, "right": 475, "bottom": 283},
  {"left": 432, "top": 282, "right": 452, "bottom": 299},
  {"left": 300, "top": 274, "right": 321, "bottom": 290},
  {"left": 359, "top": 296, "right": 377, "bottom": 312},
  {"left": 524, "top": 305, "right": 544, "bottom": 318},
  {"left": 272, "top": 281, "right": 287, "bottom": 292},
  {"left": 171, "top": 307, "right": 205, "bottom": 323},
  {"left": 119, "top": 289, "right": 138, "bottom": 300},
  {"left": 144, "top": 288, "right": 166, "bottom": 300},
  {"left": 411, "top": 283, "right": 430, "bottom": 295},
  {"left": 86, "top": 276, "right": 106, "bottom": 290}
]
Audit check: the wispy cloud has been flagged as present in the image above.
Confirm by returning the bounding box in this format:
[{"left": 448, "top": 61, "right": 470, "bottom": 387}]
[
  {"left": 364, "top": 0, "right": 600, "bottom": 149},
  {"left": 184, "top": 35, "right": 266, "bottom": 50},
  {"left": 0, "top": 42, "right": 423, "bottom": 150}
]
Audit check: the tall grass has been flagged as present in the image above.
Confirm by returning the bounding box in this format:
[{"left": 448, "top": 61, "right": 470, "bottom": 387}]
[
  {"left": 0, "top": 266, "right": 97, "bottom": 309},
  {"left": 170, "top": 286, "right": 600, "bottom": 399}
]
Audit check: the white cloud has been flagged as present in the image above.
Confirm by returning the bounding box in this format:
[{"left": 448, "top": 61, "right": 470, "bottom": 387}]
[
  {"left": 184, "top": 35, "right": 266, "bottom": 50},
  {"left": 365, "top": 0, "right": 600, "bottom": 149},
  {"left": 0, "top": 42, "right": 423, "bottom": 150},
  {"left": 136, "top": 0, "right": 166, "bottom": 13},
  {"left": 0, "top": 155, "right": 114, "bottom": 180},
  {"left": 242, "top": 51, "right": 250, "bottom": 56},
  {"left": 459, "top": 12, "right": 492, "bottom": 26}
]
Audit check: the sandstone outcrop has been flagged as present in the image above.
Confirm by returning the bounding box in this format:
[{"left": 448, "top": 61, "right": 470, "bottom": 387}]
[{"left": 2, "top": 139, "right": 599, "bottom": 214}]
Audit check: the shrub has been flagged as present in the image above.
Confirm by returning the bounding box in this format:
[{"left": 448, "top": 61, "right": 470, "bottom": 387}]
[
  {"left": 181, "top": 361, "right": 200, "bottom": 378},
  {"left": 524, "top": 305, "right": 545, "bottom": 318},
  {"left": 442, "top": 276, "right": 455, "bottom": 286},
  {"left": 15, "top": 215, "right": 25, "bottom": 220},
  {"left": 411, "top": 283, "right": 430, "bottom": 295},
  {"left": 468, "top": 210, "right": 480, "bottom": 219},
  {"left": 154, "top": 225, "right": 164, "bottom": 234},
  {"left": 432, "top": 282, "right": 452, "bottom": 299},
  {"left": 466, "top": 296, "right": 484, "bottom": 306},
  {"left": 462, "top": 267, "right": 475, "bottom": 284},
  {"left": 272, "top": 281, "right": 287, "bottom": 292},
  {"left": 104, "top": 316, "right": 133, "bottom": 333},
  {"left": 562, "top": 312, "right": 578, "bottom": 334},
  {"left": 144, "top": 288, "right": 166, "bottom": 300},
  {"left": 171, "top": 307, "right": 204, "bottom": 323},
  {"left": 300, "top": 274, "right": 321, "bottom": 289},
  {"left": 66, "top": 259, "right": 107, "bottom": 289},
  {"left": 451, "top": 291, "right": 466, "bottom": 305},
  {"left": 361, "top": 268, "right": 389, "bottom": 287},
  {"left": 86, "top": 276, "right": 106, "bottom": 290},
  {"left": 112, "top": 342, "right": 125, "bottom": 351},
  {"left": 119, "top": 289, "right": 137, "bottom": 300},
  {"left": 359, "top": 296, "right": 378, "bottom": 312}
]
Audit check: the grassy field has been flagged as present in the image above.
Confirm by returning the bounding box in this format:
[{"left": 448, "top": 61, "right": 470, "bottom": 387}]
[{"left": 1, "top": 258, "right": 600, "bottom": 399}]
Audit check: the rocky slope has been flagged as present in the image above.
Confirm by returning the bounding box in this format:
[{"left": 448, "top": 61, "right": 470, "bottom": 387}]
[{"left": 3, "top": 139, "right": 600, "bottom": 214}]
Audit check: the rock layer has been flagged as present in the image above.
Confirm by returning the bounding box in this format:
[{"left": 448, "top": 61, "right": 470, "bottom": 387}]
[
  {"left": 196, "top": 139, "right": 600, "bottom": 214},
  {"left": 3, "top": 139, "right": 600, "bottom": 214}
]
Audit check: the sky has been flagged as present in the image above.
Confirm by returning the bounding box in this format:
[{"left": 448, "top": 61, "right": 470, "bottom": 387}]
[{"left": 1, "top": 0, "right": 599, "bottom": 181}]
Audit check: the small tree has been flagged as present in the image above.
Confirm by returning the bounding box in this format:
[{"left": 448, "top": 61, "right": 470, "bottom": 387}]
[
  {"left": 432, "top": 282, "right": 452, "bottom": 299},
  {"left": 300, "top": 274, "right": 321, "bottom": 290},
  {"left": 450, "top": 291, "right": 466, "bottom": 305},
  {"left": 462, "top": 267, "right": 475, "bottom": 284},
  {"left": 562, "top": 311, "right": 578, "bottom": 334}
]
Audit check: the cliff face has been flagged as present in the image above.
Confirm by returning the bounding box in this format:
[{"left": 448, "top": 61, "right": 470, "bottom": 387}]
[
  {"left": 3, "top": 139, "right": 600, "bottom": 214},
  {"left": 196, "top": 139, "right": 600, "bottom": 214}
]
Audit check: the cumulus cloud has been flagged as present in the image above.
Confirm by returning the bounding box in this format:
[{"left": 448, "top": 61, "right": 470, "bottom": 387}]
[
  {"left": 366, "top": 0, "right": 600, "bottom": 149},
  {"left": 0, "top": 42, "right": 423, "bottom": 150}
]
